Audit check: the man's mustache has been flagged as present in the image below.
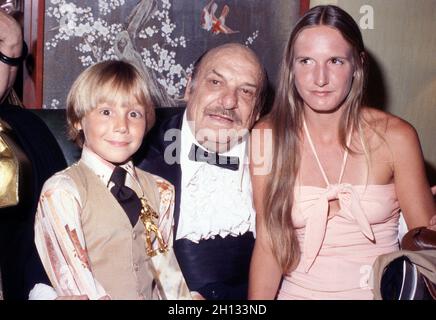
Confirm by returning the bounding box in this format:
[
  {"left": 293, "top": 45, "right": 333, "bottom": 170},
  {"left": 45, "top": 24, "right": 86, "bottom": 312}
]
[{"left": 205, "top": 106, "right": 241, "bottom": 123}]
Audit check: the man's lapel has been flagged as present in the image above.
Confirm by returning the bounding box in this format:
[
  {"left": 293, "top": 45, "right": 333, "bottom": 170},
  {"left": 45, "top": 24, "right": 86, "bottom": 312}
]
[{"left": 136, "top": 110, "right": 184, "bottom": 237}]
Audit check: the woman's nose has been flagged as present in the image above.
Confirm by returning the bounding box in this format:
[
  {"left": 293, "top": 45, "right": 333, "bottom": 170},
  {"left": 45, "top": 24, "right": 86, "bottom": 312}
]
[{"left": 314, "top": 65, "right": 329, "bottom": 87}]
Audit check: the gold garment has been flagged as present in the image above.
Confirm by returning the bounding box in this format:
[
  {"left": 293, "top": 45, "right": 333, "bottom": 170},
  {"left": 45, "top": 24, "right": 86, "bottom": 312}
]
[{"left": 0, "top": 119, "right": 31, "bottom": 208}]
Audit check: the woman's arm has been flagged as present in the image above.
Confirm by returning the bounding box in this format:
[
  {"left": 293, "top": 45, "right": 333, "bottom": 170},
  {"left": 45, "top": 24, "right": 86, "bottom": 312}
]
[
  {"left": 387, "top": 118, "right": 435, "bottom": 228},
  {"left": 248, "top": 121, "right": 282, "bottom": 299},
  {"left": 34, "top": 174, "right": 108, "bottom": 300}
]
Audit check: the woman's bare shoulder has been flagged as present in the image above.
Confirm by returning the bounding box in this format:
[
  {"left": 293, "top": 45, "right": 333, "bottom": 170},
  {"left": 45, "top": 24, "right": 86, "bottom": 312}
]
[
  {"left": 363, "top": 107, "right": 416, "bottom": 134},
  {"left": 362, "top": 107, "right": 419, "bottom": 150}
]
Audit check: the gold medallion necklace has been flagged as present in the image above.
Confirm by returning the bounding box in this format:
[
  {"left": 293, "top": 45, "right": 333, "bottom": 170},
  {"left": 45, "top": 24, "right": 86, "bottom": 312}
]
[{"left": 139, "top": 197, "right": 169, "bottom": 256}]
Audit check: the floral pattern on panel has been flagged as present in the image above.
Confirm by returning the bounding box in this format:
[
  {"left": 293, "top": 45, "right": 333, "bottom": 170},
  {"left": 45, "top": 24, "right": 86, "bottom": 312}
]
[
  {"left": 43, "top": 0, "right": 264, "bottom": 107},
  {"left": 45, "top": 0, "right": 259, "bottom": 109}
]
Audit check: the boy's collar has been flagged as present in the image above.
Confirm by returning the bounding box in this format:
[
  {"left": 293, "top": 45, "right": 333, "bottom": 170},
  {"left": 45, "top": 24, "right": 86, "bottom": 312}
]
[{"left": 80, "top": 146, "right": 136, "bottom": 187}]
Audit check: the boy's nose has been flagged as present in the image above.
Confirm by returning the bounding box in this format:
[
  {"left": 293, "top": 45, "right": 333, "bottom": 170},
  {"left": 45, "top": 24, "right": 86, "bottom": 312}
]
[{"left": 114, "top": 116, "right": 128, "bottom": 133}]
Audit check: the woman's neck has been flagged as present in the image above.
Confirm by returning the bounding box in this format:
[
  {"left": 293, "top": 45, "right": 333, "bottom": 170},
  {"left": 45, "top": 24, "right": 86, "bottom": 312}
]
[{"left": 303, "top": 107, "right": 346, "bottom": 144}]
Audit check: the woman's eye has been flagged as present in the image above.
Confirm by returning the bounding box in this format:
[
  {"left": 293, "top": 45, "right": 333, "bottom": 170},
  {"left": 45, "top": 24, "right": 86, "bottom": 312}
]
[
  {"left": 299, "top": 58, "right": 311, "bottom": 65},
  {"left": 331, "top": 58, "right": 344, "bottom": 65},
  {"left": 100, "top": 109, "right": 111, "bottom": 116}
]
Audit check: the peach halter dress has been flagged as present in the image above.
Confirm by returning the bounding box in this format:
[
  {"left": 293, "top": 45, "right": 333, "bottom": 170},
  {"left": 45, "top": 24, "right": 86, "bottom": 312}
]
[{"left": 277, "top": 121, "right": 401, "bottom": 300}]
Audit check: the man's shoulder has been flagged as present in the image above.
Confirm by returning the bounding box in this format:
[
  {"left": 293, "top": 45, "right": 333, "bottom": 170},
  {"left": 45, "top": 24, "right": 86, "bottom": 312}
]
[
  {"left": 155, "top": 105, "right": 185, "bottom": 122},
  {"left": 134, "top": 106, "right": 184, "bottom": 166},
  {"left": 142, "top": 107, "right": 184, "bottom": 149},
  {"left": 152, "top": 106, "right": 185, "bottom": 134}
]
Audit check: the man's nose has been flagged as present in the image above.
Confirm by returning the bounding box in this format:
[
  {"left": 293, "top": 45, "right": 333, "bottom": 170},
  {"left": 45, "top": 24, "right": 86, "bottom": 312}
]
[{"left": 221, "top": 88, "right": 237, "bottom": 109}]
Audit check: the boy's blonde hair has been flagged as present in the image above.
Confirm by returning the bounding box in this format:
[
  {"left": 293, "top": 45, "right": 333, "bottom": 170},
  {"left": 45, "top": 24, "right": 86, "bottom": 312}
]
[{"left": 66, "top": 60, "right": 156, "bottom": 147}]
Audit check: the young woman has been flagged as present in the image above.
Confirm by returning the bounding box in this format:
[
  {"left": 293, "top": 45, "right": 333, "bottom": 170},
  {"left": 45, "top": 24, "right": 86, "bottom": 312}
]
[{"left": 248, "top": 5, "right": 435, "bottom": 299}]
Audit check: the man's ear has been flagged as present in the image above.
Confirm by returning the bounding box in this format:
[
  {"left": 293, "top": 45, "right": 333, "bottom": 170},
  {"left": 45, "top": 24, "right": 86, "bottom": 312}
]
[{"left": 184, "top": 76, "right": 193, "bottom": 102}]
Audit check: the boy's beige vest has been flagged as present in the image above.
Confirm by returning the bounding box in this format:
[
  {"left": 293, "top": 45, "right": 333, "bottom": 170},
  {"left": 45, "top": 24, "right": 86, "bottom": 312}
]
[{"left": 65, "top": 162, "right": 160, "bottom": 300}]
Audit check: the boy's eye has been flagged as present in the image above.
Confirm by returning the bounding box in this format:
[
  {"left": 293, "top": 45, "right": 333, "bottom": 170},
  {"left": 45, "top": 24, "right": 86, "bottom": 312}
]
[{"left": 129, "top": 111, "right": 143, "bottom": 118}]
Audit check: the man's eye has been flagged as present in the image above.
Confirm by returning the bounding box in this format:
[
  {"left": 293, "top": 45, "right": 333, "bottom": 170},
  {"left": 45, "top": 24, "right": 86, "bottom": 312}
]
[
  {"left": 299, "top": 58, "right": 311, "bottom": 65},
  {"left": 241, "top": 88, "right": 254, "bottom": 97},
  {"left": 210, "top": 79, "right": 220, "bottom": 85}
]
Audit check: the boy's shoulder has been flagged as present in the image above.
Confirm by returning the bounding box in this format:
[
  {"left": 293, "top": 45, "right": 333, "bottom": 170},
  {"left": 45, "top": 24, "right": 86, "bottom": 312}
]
[
  {"left": 46, "top": 162, "right": 95, "bottom": 193},
  {"left": 135, "top": 166, "right": 172, "bottom": 185},
  {"left": 40, "top": 163, "right": 82, "bottom": 198},
  {"left": 54, "top": 162, "right": 87, "bottom": 180},
  {"left": 46, "top": 162, "right": 80, "bottom": 181}
]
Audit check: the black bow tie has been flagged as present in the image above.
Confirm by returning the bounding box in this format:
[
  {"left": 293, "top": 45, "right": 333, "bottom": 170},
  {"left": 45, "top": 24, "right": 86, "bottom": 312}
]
[
  {"left": 109, "top": 166, "right": 141, "bottom": 226},
  {"left": 188, "top": 143, "right": 239, "bottom": 171}
]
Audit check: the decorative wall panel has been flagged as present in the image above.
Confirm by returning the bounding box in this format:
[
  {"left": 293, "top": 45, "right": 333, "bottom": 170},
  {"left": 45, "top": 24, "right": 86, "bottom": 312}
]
[{"left": 42, "top": 0, "right": 301, "bottom": 108}]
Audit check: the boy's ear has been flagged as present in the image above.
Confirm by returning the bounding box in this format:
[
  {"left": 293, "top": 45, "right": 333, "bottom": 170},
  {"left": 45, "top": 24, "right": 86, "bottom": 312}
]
[
  {"left": 74, "top": 121, "right": 82, "bottom": 131},
  {"left": 183, "top": 76, "right": 193, "bottom": 102}
]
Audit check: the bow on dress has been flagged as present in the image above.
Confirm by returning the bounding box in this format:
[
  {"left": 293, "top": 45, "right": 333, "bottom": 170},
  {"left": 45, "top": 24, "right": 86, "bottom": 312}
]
[{"left": 303, "top": 183, "right": 375, "bottom": 272}]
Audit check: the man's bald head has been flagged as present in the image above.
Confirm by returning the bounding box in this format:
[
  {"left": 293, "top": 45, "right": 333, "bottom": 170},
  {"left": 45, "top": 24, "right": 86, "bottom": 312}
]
[
  {"left": 183, "top": 43, "right": 268, "bottom": 152},
  {"left": 189, "top": 43, "right": 268, "bottom": 121}
]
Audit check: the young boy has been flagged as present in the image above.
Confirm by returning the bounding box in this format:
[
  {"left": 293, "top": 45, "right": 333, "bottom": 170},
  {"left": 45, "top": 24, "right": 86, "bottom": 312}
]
[{"left": 33, "top": 60, "right": 190, "bottom": 300}]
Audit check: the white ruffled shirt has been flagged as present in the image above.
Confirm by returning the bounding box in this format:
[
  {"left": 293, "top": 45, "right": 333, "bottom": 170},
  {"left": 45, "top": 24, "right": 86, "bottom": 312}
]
[{"left": 176, "top": 113, "right": 256, "bottom": 243}]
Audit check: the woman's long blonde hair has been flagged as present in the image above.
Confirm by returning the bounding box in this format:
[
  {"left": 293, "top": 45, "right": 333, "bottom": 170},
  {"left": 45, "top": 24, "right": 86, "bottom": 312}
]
[{"left": 265, "top": 5, "right": 368, "bottom": 273}]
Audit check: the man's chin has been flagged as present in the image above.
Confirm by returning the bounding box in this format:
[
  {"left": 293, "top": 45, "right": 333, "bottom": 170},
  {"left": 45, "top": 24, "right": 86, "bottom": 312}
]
[{"left": 202, "top": 138, "right": 243, "bottom": 153}]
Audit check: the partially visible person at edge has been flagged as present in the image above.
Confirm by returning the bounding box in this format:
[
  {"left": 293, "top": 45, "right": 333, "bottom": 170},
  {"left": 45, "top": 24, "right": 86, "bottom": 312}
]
[
  {"left": 248, "top": 5, "right": 436, "bottom": 300},
  {"left": 30, "top": 60, "right": 191, "bottom": 300},
  {"left": 136, "top": 43, "right": 268, "bottom": 299},
  {"left": 0, "top": 9, "right": 66, "bottom": 300}
]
